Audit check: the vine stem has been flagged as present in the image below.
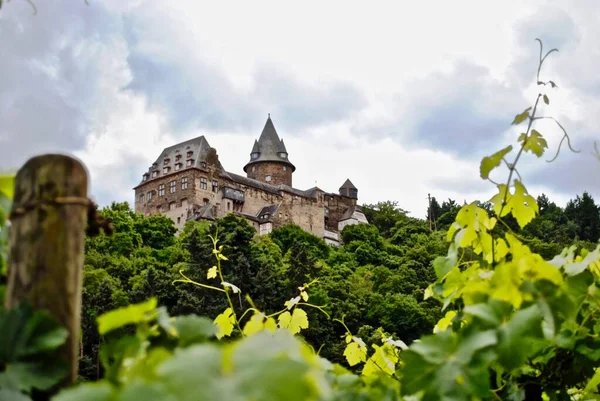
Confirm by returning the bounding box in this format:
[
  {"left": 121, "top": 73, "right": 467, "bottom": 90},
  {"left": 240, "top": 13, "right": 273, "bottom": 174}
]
[
  {"left": 298, "top": 302, "right": 330, "bottom": 319},
  {"left": 333, "top": 317, "right": 352, "bottom": 335},
  {"left": 172, "top": 270, "right": 225, "bottom": 293},
  {"left": 498, "top": 93, "right": 542, "bottom": 218},
  {"left": 209, "top": 233, "right": 244, "bottom": 335}
]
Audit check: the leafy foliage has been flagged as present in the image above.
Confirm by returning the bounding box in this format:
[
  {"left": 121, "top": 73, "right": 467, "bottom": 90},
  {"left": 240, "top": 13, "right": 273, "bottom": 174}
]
[{"left": 4, "top": 39, "right": 600, "bottom": 401}]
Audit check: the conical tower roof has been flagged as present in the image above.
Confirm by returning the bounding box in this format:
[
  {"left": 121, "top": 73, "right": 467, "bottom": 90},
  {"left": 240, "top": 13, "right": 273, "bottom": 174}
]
[
  {"left": 339, "top": 178, "right": 357, "bottom": 190},
  {"left": 244, "top": 115, "right": 296, "bottom": 172}
]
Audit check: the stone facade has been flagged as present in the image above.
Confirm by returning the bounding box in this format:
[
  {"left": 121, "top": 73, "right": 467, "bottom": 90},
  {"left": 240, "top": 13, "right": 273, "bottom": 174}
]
[
  {"left": 133, "top": 116, "right": 368, "bottom": 245},
  {"left": 245, "top": 161, "right": 293, "bottom": 187}
]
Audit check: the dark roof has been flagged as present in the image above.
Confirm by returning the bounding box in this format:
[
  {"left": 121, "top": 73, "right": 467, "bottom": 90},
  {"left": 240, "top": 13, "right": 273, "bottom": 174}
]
[
  {"left": 187, "top": 203, "right": 215, "bottom": 222},
  {"left": 137, "top": 135, "right": 226, "bottom": 186},
  {"left": 257, "top": 204, "right": 280, "bottom": 222},
  {"left": 244, "top": 116, "right": 296, "bottom": 172},
  {"left": 340, "top": 205, "right": 367, "bottom": 222},
  {"left": 339, "top": 179, "right": 357, "bottom": 190},
  {"left": 258, "top": 204, "right": 280, "bottom": 217},
  {"left": 225, "top": 172, "right": 321, "bottom": 200}
]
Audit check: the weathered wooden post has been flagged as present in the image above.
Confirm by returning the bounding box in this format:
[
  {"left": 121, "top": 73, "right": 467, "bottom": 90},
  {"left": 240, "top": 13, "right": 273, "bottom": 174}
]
[{"left": 5, "top": 154, "right": 90, "bottom": 384}]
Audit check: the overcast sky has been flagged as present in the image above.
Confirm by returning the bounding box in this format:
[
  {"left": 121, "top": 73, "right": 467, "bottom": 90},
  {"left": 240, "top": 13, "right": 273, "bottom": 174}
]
[{"left": 1, "top": 0, "right": 599, "bottom": 218}]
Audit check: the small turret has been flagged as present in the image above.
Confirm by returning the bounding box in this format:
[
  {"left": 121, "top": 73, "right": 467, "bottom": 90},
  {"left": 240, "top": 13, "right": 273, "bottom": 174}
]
[{"left": 339, "top": 179, "right": 358, "bottom": 200}]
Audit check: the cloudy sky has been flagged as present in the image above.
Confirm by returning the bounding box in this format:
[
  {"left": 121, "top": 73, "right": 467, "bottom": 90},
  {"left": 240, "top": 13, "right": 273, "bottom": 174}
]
[{"left": 1, "top": 0, "right": 599, "bottom": 218}]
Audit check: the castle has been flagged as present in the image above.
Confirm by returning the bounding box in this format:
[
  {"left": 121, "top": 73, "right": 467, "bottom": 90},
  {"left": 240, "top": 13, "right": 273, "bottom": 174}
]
[{"left": 133, "top": 115, "right": 368, "bottom": 245}]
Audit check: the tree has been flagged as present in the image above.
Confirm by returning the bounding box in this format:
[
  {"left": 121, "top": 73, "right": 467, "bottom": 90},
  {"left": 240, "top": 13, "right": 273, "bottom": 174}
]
[
  {"left": 426, "top": 196, "right": 442, "bottom": 230},
  {"left": 361, "top": 201, "right": 409, "bottom": 237},
  {"left": 565, "top": 191, "right": 600, "bottom": 242}
]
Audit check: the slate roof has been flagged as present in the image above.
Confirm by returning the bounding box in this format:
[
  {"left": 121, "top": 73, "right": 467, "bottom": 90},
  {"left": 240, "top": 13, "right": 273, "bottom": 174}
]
[
  {"left": 339, "top": 179, "right": 357, "bottom": 190},
  {"left": 257, "top": 204, "right": 281, "bottom": 222},
  {"left": 340, "top": 205, "right": 368, "bottom": 222},
  {"left": 186, "top": 203, "right": 216, "bottom": 222},
  {"left": 225, "top": 172, "right": 321, "bottom": 200},
  {"left": 137, "top": 135, "right": 226, "bottom": 187},
  {"left": 244, "top": 116, "right": 296, "bottom": 172}
]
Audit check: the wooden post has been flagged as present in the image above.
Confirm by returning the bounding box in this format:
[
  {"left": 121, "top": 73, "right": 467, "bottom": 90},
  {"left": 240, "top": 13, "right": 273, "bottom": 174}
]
[{"left": 5, "top": 154, "right": 89, "bottom": 384}]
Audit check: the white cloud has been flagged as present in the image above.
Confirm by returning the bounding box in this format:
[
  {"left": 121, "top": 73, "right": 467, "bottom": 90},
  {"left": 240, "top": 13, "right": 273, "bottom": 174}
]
[{"left": 2, "top": 0, "right": 600, "bottom": 217}]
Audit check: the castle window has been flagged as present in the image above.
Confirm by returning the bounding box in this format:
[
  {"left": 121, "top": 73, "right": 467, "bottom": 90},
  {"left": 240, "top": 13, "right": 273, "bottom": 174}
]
[
  {"left": 139, "top": 193, "right": 144, "bottom": 203},
  {"left": 283, "top": 166, "right": 287, "bottom": 171},
  {"left": 252, "top": 166, "right": 256, "bottom": 173},
  {"left": 200, "top": 177, "right": 207, "bottom": 190},
  {"left": 143, "top": 174, "right": 148, "bottom": 182},
  {"left": 203, "top": 198, "right": 209, "bottom": 205},
  {"left": 147, "top": 191, "right": 153, "bottom": 201},
  {"left": 176, "top": 154, "right": 181, "bottom": 161},
  {"left": 181, "top": 177, "right": 188, "bottom": 190},
  {"left": 152, "top": 171, "right": 159, "bottom": 178},
  {"left": 278, "top": 152, "right": 287, "bottom": 159},
  {"left": 265, "top": 175, "right": 272, "bottom": 182},
  {"left": 163, "top": 158, "right": 170, "bottom": 166},
  {"left": 201, "top": 161, "right": 207, "bottom": 168},
  {"left": 227, "top": 202, "right": 230, "bottom": 211},
  {"left": 158, "top": 184, "right": 165, "bottom": 196},
  {"left": 170, "top": 180, "right": 176, "bottom": 193},
  {"left": 163, "top": 167, "right": 170, "bottom": 174},
  {"left": 251, "top": 152, "right": 259, "bottom": 160},
  {"left": 212, "top": 180, "right": 218, "bottom": 193},
  {"left": 157, "top": 205, "right": 163, "bottom": 212},
  {"left": 187, "top": 151, "right": 193, "bottom": 158},
  {"left": 186, "top": 159, "right": 193, "bottom": 167},
  {"left": 169, "top": 202, "right": 176, "bottom": 210},
  {"left": 175, "top": 163, "right": 181, "bottom": 171},
  {"left": 177, "top": 217, "right": 181, "bottom": 224}
]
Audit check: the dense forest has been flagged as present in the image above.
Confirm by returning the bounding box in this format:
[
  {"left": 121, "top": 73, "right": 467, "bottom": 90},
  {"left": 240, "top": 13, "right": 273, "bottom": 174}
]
[
  {"left": 5, "top": 35, "right": 600, "bottom": 401},
  {"left": 77, "top": 191, "right": 600, "bottom": 380}
]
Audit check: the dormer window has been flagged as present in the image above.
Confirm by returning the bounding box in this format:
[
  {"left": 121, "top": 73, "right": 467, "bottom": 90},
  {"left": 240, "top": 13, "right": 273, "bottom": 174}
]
[
  {"left": 187, "top": 151, "right": 193, "bottom": 158},
  {"left": 152, "top": 163, "right": 157, "bottom": 169},
  {"left": 278, "top": 152, "right": 287, "bottom": 159},
  {"left": 251, "top": 152, "right": 260, "bottom": 160},
  {"left": 201, "top": 161, "right": 207, "bottom": 169},
  {"left": 152, "top": 171, "right": 159, "bottom": 178},
  {"left": 175, "top": 154, "right": 182, "bottom": 161},
  {"left": 163, "top": 167, "right": 170, "bottom": 174},
  {"left": 143, "top": 174, "right": 148, "bottom": 182},
  {"left": 175, "top": 163, "right": 181, "bottom": 171},
  {"left": 186, "top": 159, "right": 193, "bottom": 167},
  {"left": 163, "top": 158, "right": 170, "bottom": 165}
]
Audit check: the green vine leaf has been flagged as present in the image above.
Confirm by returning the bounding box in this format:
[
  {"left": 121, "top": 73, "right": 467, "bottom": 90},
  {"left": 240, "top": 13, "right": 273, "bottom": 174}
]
[
  {"left": 207, "top": 266, "right": 217, "bottom": 279},
  {"left": 512, "top": 107, "right": 532, "bottom": 125},
  {"left": 543, "top": 94, "right": 549, "bottom": 105},
  {"left": 401, "top": 330, "right": 497, "bottom": 400},
  {"left": 174, "top": 315, "right": 216, "bottom": 347},
  {"left": 214, "top": 308, "right": 235, "bottom": 339},
  {"left": 362, "top": 343, "right": 398, "bottom": 376},
  {"left": 480, "top": 145, "right": 513, "bottom": 179},
  {"left": 0, "top": 175, "right": 15, "bottom": 200},
  {"left": 496, "top": 305, "right": 543, "bottom": 371},
  {"left": 343, "top": 338, "right": 367, "bottom": 366},
  {"left": 97, "top": 298, "right": 158, "bottom": 335},
  {"left": 519, "top": 130, "right": 548, "bottom": 157},
  {"left": 278, "top": 308, "right": 309, "bottom": 334},
  {"left": 509, "top": 180, "right": 539, "bottom": 228}
]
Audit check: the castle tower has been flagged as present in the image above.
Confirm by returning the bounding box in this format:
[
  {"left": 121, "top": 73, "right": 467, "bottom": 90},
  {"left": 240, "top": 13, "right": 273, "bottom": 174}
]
[
  {"left": 339, "top": 179, "right": 358, "bottom": 202},
  {"left": 243, "top": 115, "right": 296, "bottom": 186}
]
